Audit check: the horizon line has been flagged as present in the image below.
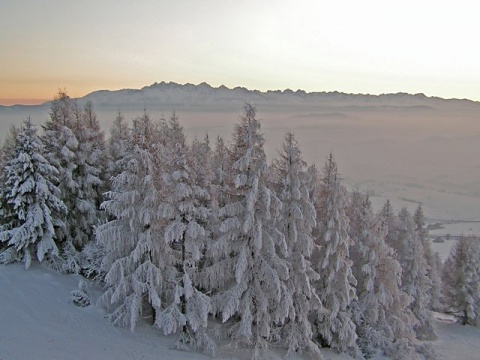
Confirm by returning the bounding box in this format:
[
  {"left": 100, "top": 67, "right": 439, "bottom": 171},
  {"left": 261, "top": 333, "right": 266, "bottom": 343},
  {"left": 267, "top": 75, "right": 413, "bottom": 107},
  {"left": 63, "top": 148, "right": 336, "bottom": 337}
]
[
  {"left": 2, "top": 81, "right": 479, "bottom": 106},
  {"left": 0, "top": 98, "right": 50, "bottom": 106}
]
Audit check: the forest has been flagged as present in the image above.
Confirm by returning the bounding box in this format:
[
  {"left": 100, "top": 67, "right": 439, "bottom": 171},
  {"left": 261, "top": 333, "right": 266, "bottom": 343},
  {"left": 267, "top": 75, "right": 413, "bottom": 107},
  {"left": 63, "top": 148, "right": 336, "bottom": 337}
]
[{"left": 1, "top": 91, "right": 479, "bottom": 360}]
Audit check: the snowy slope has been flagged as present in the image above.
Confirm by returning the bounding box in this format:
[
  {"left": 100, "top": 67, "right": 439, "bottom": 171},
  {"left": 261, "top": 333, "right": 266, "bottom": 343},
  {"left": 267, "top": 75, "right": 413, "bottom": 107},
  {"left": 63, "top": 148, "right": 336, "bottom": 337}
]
[
  {"left": 0, "top": 263, "right": 352, "bottom": 360},
  {"left": 0, "top": 264, "right": 210, "bottom": 360},
  {"left": 432, "top": 312, "right": 480, "bottom": 360},
  {"left": 1, "top": 264, "right": 480, "bottom": 360}
]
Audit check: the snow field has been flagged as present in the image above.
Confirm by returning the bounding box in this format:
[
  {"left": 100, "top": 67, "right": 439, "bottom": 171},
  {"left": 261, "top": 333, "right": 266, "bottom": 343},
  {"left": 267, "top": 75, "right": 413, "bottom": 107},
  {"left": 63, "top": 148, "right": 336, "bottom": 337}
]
[{"left": 2, "top": 264, "right": 480, "bottom": 359}]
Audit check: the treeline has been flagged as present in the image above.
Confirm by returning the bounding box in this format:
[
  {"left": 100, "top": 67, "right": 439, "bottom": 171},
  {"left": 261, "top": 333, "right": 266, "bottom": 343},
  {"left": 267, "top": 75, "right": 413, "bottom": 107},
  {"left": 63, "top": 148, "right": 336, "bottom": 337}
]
[{"left": 1, "top": 91, "right": 479, "bottom": 360}]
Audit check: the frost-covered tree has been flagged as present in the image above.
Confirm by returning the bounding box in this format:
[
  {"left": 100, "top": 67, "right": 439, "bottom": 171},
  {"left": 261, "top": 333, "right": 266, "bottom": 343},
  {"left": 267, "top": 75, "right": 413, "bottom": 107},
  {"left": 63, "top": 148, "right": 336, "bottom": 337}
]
[
  {"left": 431, "top": 252, "right": 444, "bottom": 311},
  {"left": 0, "top": 125, "right": 20, "bottom": 246},
  {"left": 379, "top": 200, "right": 397, "bottom": 243},
  {"left": 0, "top": 118, "right": 66, "bottom": 268},
  {"left": 443, "top": 236, "right": 480, "bottom": 326},
  {"left": 210, "top": 135, "right": 231, "bottom": 211},
  {"left": 305, "top": 164, "right": 319, "bottom": 203},
  {"left": 130, "top": 110, "right": 155, "bottom": 150},
  {"left": 98, "top": 113, "right": 215, "bottom": 354},
  {"left": 97, "top": 113, "right": 165, "bottom": 332},
  {"left": 311, "top": 153, "right": 358, "bottom": 355},
  {"left": 107, "top": 111, "right": 130, "bottom": 181},
  {"left": 0, "top": 124, "right": 19, "bottom": 167},
  {"left": 202, "top": 104, "right": 289, "bottom": 359},
  {"left": 390, "top": 208, "right": 436, "bottom": 340},
  {"left": 348, "top": 191, "right": 418, "bottom": 359},
  {"left": 271, "top": 132, "right": 323, "bottom": 358},
  {"left": 42, "top": 90, "right": 80, "bottom": 271},
  {"left": 70, "top": 101, "right": 106, "bottom": 249},
  {"left": 413, "top": 205, "right": 442, "bottom": 311},
  {"left": 190, "top": 134, "right": 216, "bottom": 261},
  {"left": 154, "top": 114, "right": 214, "bottom": 354},
  {"left": 190, "top": 134, "right": 214, "bottom": 218},
  {"left": 190, "top": 135, "right": 212, "bottom": 184},
  {"left": 348, "top": 191, "right": 386, "bottom": 357},
  {"left": 41, "top": 94, "right": 106, "bottom": 272}
]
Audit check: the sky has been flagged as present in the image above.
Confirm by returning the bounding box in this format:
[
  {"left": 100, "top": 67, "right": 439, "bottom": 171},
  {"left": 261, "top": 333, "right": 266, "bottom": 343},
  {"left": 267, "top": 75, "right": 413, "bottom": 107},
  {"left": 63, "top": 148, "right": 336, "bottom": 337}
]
[{"left": 1, "top": 0, "right": 479, "bottom": 105}]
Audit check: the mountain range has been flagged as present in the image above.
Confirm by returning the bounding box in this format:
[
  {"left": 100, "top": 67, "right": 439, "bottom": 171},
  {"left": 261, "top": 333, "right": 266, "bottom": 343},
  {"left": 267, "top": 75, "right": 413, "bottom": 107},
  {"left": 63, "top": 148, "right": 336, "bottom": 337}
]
[{"left": 3, "top": 81, "right": 479, "bottom": 111}]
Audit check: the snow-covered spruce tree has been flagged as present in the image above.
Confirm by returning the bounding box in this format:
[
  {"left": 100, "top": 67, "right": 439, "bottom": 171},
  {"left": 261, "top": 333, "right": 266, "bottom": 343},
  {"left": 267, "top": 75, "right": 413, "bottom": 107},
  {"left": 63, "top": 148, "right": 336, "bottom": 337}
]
[
  {"left": 72, "top": 102, "right": 109, "bottom": 278},
  {"left": 271, "top": 132, "right": 323, "bottom": 358},
  {"left": 379, "top": 200, "right": 398, "bottom": 245},
  {"left": 190, "top": 134, "right": 213, "bottom": 211},
  {"left": 391, "top": 208, "right": 436, "bottom": 340},
  {"left": 82, "top": 102, "right": 108, "bottom": 203},
  {"left": 211, "top": 136, "right": 230, "bottom": 191},
  {"left": 153, "top": 114, "right": 215, "bottom": 354},
  {"left": 348, "top": 191, "right": 419, "bottom": 359},
  {"left": 107, "top": 111, "right": 130, "bottom": 181},
  {"left": 443, "top": 236, "right": 480, "bottom": 326},
  {"left": 0, "top": 118, "right": 66, "bottom": 268},
  {"left": 0, "top": 125, "right": 19, "bottom": 167},
  {"left": 69, "top": 101, "right": 106, "bottom": 249},
  {"left": 311, "top": 153, "right": 358, "bottom": 356},
  {"left": 198, "top": 135, "right": 230, "bottom": 303},
  {"left": 413, "top": 205, "right": 442, "bottom": 311},
  {"left": 209, "top": 135, "right": 232, "bottom": 239},
  {"left": 41, "top": 90, "right": 81, "bottom": 272},
  {"left": 305, "top": 164, "right": 319, "bottom": 204},
  {"left": 431, "top": 252, "right": 444, "bottom": 311},
  {"left": 190, "top": 134, "right": 216, "bottom": 264},
  {"left": 0, "top": 125, "right": 20, "bottom": 250},
  {"left": 97, "top": 112, "right": 166, "bottom": 332},
  {"left": 348, "top": 191, "right": 386, "bottom": 358},
  {"left": 201, "top": 104, "right": 289, "bottom": 359}
]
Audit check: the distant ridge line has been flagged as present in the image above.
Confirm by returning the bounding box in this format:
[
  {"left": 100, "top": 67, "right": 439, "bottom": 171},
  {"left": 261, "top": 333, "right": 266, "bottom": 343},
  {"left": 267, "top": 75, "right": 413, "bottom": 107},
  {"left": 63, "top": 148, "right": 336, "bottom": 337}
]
[
  {"left": 90, "top": 81, "right": 479, "bottom": 103},
  {"left": 2, "top": 81, "right": 480, "bottom": 107}
]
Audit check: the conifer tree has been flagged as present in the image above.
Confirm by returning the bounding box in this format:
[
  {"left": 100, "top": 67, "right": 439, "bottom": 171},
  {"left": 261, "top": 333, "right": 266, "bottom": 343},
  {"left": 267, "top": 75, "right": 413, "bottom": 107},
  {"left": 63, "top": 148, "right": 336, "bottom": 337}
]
[
  {"left": 305, "top": 164, "right": 319, "bottom": 203},
  {"left": 443, "top": 236, "right": 480, "bottom": 326},
  {"left": 107, "top": 111, "right": 130, "bottom": 181},
  {"left": 380, "top": 200, "right": 397, "bottom": 244},
  {"left": 413, "top": 205, "right": 442, "bottom": 311},
  {"left": 0, "top": 125, "right": 19, "bottom": 167},
  {"left": 70, "top": 101, "right": 106, "bottom": 249},
  {"left": 190, "top": 134, "right": 216, "bottom": 264},
  {"left": 392, "top": 208, "right": 436, "bottom": 340},
  {"left": 348, "top": 191, "right": 418, "bottom": 359},
  {"left": 190, "top": 134, "right": 214, "bottom": 221},
  {"left": 42, "top": 90, "right": 80, "bottom": 271},
  {"left": 0, "top": 125, "right": 20, "bottom": 248},
  {"left": 202, "top": 104, "right": 289, "bottom": 359},
  {"left": 97, "top": 113, "right": 165, "bottom": 332},
  {"left": 431, "top": 252, "right": 444, "bottom": 311},
  {"left": 154, "top": 114, "right": 214, "bottom": 354},
  {"left": 0, "top": 118, "right": 66, "bottom": 268},
  {"left": 312, "top": 153, "right": 358, "bottom": 355},
  {"left": 210, "top": 135, "right": 231, "bottom": 211},
  {"left": 272, "top": 132, "right": 323, "bottom": 358},
  {"left": 41, "top": 94, "right": 106, "bottom": 272}
]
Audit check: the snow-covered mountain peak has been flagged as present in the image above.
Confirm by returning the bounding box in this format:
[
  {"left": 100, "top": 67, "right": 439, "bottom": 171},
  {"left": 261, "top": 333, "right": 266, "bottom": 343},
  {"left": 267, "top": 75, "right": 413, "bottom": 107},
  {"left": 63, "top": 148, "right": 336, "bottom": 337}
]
[{"left": 76, "top": 82, "right": 479, "bottom": 112}]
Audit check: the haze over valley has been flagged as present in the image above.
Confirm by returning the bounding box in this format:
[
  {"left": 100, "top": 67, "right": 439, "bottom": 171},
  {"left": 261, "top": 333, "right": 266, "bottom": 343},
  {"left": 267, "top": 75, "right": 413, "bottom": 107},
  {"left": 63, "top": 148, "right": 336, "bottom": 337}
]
[{"left": 2, "top": 81, "right": 479, "bottom": 222}]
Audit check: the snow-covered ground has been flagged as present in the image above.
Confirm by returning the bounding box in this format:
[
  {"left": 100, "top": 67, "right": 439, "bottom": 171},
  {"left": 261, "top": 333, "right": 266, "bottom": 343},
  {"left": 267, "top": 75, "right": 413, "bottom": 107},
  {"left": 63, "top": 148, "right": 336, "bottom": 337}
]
[
  {"left": 432, "top": 312, "right": 480, "bottom": 360},
  {"left": 1, "top": 263, "right": 479, "bottom": 360},
  {"left": 429, "top": 222, "right": 480, "bottom": 261},
  {"left": 0, "top": 263, "right": 211, "bottom": 360}
]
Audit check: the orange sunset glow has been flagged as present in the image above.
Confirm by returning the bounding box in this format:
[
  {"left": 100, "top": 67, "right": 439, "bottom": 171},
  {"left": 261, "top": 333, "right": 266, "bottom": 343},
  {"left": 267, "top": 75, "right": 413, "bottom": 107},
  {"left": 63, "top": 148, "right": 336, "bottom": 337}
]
[{"left": 1, "top": 0, "right": 479, "bottom": 105}]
